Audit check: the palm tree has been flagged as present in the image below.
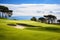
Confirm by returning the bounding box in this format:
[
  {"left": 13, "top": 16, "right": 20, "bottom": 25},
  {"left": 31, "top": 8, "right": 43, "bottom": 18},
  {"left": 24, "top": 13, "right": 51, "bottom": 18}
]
[{"left": 44, "top": 15, "right": 57, "bottom": 24}]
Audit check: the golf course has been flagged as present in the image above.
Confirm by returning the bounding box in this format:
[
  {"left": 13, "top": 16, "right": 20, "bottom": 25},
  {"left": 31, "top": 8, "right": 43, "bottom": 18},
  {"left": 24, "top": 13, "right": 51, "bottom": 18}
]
[{"left": 0, "top": 19, "right": 60, "bottom": 40}]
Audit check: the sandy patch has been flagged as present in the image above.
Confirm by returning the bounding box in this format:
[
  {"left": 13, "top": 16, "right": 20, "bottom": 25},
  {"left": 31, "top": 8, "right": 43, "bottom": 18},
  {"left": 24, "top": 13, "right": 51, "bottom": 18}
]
[{"left": 14, "top": 25, "right": 25, "bottom": 29}]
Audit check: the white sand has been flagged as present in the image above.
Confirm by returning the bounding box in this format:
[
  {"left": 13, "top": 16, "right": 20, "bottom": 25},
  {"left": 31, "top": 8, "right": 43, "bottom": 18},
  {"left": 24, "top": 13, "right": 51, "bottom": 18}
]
[{"left": 14, "top": 25, "right": 25, "bottom": 29}]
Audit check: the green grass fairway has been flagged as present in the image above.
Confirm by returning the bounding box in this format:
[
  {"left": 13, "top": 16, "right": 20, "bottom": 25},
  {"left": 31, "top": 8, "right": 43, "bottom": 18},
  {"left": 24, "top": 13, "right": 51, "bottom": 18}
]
[{"left": 0, "top": 19, "right": 60, "bottom": 40}]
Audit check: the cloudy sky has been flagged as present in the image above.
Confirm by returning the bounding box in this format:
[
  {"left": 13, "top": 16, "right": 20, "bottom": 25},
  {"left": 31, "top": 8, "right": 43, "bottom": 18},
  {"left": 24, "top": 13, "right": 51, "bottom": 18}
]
[{"left": 0, "top": 0, "right": 60, "bottom": 19}]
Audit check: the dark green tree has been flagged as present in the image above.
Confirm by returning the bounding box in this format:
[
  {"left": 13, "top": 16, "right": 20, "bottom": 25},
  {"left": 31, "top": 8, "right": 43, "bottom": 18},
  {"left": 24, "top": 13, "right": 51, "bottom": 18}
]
[
  {"left": 44, "top": 15, "right": 57, "bottom": 24},
  {"left": 3, "top": 10, "right": 13, "bottom": 18},
  {"left": 31, "top": 17, "right": 37, "bottom": 21},
  {"left": 38, "top": 17, "right": 46, "bottom": 23},
  {"left": 0, "top": 5, "right": 8, "bottom": 18},
  {"left": 0, "top": 5, "right": 13, "bottom": 18},
  {"left": 57, "top": 20, "right": 60, "bottom": 24}
]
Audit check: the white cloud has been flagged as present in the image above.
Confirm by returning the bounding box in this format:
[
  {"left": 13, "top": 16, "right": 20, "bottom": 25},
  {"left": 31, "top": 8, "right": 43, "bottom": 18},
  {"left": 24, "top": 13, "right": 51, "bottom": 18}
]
[{"left": 0, "top": 4, "right": 60, "bottom": 19}]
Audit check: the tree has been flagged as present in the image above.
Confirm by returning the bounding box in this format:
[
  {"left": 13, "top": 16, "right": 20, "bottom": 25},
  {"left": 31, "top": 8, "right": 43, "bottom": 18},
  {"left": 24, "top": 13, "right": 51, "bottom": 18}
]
[
  {"left": 0, "top": 5, "right": 13, "bottom": 18},
  {"left": 57, "top": 20, "right": 60, "bottom": 24},
  {"left": 44, "top": 15, "right": 57, "bottom": 24},
  {"left": 3, "top": 10, "right": 13, "bottom": 18},
  {"left": 38, "top": 17, "right": 46, "bottom": 23},
  {"left": 0, "top": 5, "right": 8, "bottom": 18},
  {"left": 8, "top": 10, "right": 13, "bottom": 17},
  {"left": 31, "top": 17, "right": 37, "bottom": 21}
]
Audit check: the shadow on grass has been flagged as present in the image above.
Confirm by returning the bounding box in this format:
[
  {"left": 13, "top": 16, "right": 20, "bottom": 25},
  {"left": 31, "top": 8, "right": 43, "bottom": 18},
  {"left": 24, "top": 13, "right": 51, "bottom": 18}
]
[
  {"left": 16, "top": 23, "right": 41, "bottom": 27},
  {"left": 26, "top": 27, "right": 60, "bottom": 33},
  {"left": 50, "top": 23, "right": 60, "bottom": 25},
  {"left": 7, "top": 24, "right": 16, "bottom": 26},
  {"left": 41, "top": 27, "right": 60, "bottom": 33}
]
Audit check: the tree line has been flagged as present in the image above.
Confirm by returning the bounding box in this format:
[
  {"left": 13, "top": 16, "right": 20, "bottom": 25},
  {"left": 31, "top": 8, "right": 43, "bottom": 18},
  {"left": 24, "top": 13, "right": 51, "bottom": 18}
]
[{"left": 31, "top": 15, "right": 60, "bottom": 24}]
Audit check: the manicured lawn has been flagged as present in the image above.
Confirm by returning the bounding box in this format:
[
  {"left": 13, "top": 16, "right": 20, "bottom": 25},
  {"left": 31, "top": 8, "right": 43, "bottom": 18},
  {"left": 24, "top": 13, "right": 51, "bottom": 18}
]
[{"left": 0, "top": 19, "right": 60, "bottom": 40}]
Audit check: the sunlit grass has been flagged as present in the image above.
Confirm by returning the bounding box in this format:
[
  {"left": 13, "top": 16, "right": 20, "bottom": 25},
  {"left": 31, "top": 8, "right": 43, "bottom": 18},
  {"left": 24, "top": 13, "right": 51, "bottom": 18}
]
[{"left": 0, "top": 19, "right": 60, "bottom": 40}]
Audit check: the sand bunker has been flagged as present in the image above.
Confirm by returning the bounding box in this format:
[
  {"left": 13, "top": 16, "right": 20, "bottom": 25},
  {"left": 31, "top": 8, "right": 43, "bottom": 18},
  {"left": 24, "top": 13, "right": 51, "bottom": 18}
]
[{"left": 14, "top": 25, "right": 25, "bottom": 29}]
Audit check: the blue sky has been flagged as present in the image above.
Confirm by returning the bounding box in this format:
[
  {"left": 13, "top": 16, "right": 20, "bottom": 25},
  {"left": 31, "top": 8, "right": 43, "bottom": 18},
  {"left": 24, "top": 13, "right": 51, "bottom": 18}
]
[
  {"left": 0, "top": 0, "right": 60, "bottom": 4},
  {"left": 0, "top": 0, "right": 60, "bottom": 19}
]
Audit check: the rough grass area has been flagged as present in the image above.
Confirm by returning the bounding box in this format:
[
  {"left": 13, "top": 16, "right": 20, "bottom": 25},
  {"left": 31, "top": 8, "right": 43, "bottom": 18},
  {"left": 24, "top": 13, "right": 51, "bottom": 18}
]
[{"left": 0, "top": 19, "right": 60, "bottom": 40}]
